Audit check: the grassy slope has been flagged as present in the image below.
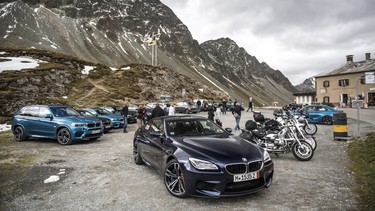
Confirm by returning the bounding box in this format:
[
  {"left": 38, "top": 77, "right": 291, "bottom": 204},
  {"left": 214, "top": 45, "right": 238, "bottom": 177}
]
[{"left": 348, "top": 133, "right": 375, "bottom": 210}]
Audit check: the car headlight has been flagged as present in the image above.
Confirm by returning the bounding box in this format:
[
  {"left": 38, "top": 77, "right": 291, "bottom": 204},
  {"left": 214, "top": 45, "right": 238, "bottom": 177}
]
[
  {"left": 71, "top": 123, "right": 87, "bottom": 127},
  {"left": 263, "top": 150, "right": 271, "bottom": 162},
  {"left": 189, "top": 158, "right": 219, "bottom": 171}
]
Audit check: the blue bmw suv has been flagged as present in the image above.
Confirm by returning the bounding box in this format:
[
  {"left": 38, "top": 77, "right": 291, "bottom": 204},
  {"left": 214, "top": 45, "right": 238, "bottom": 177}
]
[{"left": 11, "top": 105, "right": 103, "bottom": 145}]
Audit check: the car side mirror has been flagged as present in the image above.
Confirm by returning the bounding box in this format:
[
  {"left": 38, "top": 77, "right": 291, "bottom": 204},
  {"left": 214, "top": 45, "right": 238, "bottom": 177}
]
[
  {"left": 44, "top": 114, "right": 53, "bottom": 119},
  {"left": 150, "top": 131, "right": 163, "bottom": 137},
  {"left": 225, "top": 128, "right": 232, "bottom": 133}
]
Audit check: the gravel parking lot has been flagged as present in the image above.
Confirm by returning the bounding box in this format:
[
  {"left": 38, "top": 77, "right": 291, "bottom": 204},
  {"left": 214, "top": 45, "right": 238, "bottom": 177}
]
[{"left": 2, "top": 108, "right": 374, "bottom": 210}]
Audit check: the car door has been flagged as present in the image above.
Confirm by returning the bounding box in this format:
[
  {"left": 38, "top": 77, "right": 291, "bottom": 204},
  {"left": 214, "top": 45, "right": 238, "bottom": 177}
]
[
  {"left": 35, "top": 106, "right": 57, "bottom": 138},
  {"left": 142, "top": 119, "right": 165, "bottom": 169},
  {"left": 304, "top": 106, "right": 319, "bottom": 122},
  {"left": 22, "top": 106, "right": 42, "bottom": 136}
]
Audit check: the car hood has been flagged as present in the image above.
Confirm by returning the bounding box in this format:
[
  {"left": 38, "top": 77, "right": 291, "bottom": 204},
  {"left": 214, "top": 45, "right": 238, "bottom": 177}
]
[
  {"left": 173, "top": 135, "right": 263, "bottom": 163},
  {"left": 58, "top": 116, "right": 101, "bottom": 123},
  {"left": 99, "top": 114, "right": 122, "bottom": 119}
]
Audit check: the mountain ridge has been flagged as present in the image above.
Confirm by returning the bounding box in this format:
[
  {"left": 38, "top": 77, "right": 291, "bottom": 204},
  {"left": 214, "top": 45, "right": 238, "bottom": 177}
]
[{"left": 0, "top": 0, "right": 295, "bottom": 107}]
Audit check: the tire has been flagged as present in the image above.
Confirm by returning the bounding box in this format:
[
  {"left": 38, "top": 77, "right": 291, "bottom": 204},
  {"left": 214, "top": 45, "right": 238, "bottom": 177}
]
[
  {"left": 164, "top": 159, "right": 187, "bottom": 198},
  {"left": 292, "top": 140, "right": 314, "bottom": 161},
  {"left": 13, "top": 126, "right": 26, "bottom": 142},
  {"left": 305, "top": 136, "right": 317, "bottom": 151},
  {"left": 133, "top": 142, "right": 144, "bottom": 165},
  {"left": 304, "top": 123, "right": 317, "bottom": 135},
  {"left": 57, "top": 128, "right": 73, "bottom": 145},
  {"left": 322, "top": 116, "right": 333, "bottom": 125}
]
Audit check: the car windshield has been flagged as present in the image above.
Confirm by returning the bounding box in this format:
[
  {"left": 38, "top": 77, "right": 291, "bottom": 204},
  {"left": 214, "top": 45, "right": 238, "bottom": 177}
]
[
  {"left": 96, "top": 109, "right": 112, "bottom": 115},
  {"left": 166, "top": 119, "right": 226, "bottom": 136},
  {"left": 51, "top": 107, "right": 80, "bottom": 117},
  {"left": 78, "top": 110, "right": 95, "bottom": 117}
]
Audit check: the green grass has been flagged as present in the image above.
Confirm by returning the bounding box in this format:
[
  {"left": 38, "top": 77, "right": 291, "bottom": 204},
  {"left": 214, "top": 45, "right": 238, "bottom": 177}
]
[{"left": 348, "top": 133, "right": 375, "bottom": 210}]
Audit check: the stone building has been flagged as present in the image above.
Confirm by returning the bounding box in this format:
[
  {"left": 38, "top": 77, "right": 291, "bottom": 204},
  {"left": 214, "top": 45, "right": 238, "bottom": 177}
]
[{"left": 314, "top": 53, "right": 375, "bottom": 108}]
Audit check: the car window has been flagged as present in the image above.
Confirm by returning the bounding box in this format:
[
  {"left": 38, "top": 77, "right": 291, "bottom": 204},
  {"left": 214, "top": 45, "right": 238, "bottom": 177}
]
[
  {"left": 39, "top": 107, "right": 51, "bottom": 118},
  {"left": 166, "top": 119, "right": 225, "bottom": 136},
  {"left": 317, "top": 107, "right": 327, "bottom": 111},
  {"left": 18, "top": 107, "right": 29, "bottom": 116},
  {"left": 25, "top": 106, "right": 40, "bottom": 117},
  {"left": 96, "top": 109, "right": 112, "bottom": 115},
  {"left": 51, "top": 107, "right": 80, "bottom": 117},
  {"left": 145, "top": 119, "right": 163, "bottom": 133}
]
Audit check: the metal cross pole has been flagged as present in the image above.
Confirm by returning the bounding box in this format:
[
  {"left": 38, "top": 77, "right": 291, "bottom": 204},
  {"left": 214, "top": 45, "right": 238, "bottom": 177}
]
[{"left": 355, "top": 76, "right": 364, "bottom": 137}]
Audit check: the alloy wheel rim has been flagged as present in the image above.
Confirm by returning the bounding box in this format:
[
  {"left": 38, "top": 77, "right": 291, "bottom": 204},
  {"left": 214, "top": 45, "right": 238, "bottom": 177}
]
[
  {"left": 57, "top": 130, "right": 70, "bottom": 144},
  {"left": 15, "top": 127, "right": 22, "bottom": 140},
  {"left": 165, "top": 163, "right": 185, "bottom": 195}
]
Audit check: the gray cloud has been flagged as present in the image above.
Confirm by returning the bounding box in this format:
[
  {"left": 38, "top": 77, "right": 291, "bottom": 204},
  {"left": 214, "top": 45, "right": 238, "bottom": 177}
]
[{"left": 161, "top": 0, "right": 375, "bottom": 85}]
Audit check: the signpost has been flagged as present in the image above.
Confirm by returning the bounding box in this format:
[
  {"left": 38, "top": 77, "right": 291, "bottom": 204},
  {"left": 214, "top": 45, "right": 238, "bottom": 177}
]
[{"left": 355, "top": 72, "right": 374, "bottom": 137}]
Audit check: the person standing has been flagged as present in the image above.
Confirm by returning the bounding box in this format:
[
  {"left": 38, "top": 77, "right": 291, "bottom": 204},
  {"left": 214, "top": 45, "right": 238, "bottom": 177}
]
[
  {"left": 222, "top": 99, "right": 227, "bottom": 115},
  {"left": 232, "top": 102, "right": 244, "bottom": 130},
  {"left": 247, "top": 101, "right": 253, "bottom": 112},
  {"left": 151, "top": 103, "right": 165, "bottom": 119},
  {"left": 137, "top": 104, "right": 146, "bottom": 128},
  {"left": 196, "top": 100, "right": 202, "bottom": 112},
  {"left": 207, "top": 106, "right": 215, "bottom": 121},
  {"left": 121, "top": 102, "right": 129, "bottom": 133},
  {"left": 215, "top": 105, "right": 223, "bottom": 127},
  {"left": 168, "top": 104, "right": 175, "bottom": 116}
]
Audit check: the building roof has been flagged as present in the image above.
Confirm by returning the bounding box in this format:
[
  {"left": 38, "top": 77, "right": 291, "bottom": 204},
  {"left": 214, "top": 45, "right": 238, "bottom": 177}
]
[{"left": 315, "top": 59, "right": 375, "bottom": 78}]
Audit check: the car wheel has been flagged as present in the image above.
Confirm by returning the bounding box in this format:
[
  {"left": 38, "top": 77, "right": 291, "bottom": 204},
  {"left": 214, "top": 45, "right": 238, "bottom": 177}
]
[
  {"left": 164, "top": 159, "right": 187, "bottom": 198},
  {"left": 13, "top": 126, "right": 26, "bottom": 141},
  {"left": 322, "top": 116, "right": 333, "bottom": 125},
  {"left": 57, "top": 128, "right": 73, "bottom": 145},
  {"left": 133, "top": 142, "right": 144, "bottom": 165}
]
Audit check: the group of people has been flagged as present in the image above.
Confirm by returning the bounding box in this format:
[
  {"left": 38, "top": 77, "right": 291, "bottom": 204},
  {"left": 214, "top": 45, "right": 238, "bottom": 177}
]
[{"left": 120, "top": 98, "right": 253, "bottom": 133}]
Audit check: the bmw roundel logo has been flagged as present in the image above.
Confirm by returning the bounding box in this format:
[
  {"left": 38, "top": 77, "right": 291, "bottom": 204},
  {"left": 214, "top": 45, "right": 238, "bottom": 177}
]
[{"left": 242, "top": 157, "right": 247, "bottom": 162}]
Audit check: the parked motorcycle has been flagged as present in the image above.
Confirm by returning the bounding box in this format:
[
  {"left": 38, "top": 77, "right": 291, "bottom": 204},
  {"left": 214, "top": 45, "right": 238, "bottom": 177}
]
[
  {"left": 274, "top": 108, "right": 318, "bottom": 135},
  {"left": 240, "top": 118, "right": 314, "bottom": 161}
]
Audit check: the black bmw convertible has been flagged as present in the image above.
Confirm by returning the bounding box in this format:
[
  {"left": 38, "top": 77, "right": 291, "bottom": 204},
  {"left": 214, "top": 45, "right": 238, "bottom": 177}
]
[{"left": 133, "top": 115, "right": 274, "bottom": 198}]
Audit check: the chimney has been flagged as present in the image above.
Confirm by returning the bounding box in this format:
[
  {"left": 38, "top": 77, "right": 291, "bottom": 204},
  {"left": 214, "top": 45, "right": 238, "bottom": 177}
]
[
  {"left": 346, "top": 55, "right": 353, "bottom": 63},
  {"left": 365, "top": 53, "right": 371, "bottom": 61}
]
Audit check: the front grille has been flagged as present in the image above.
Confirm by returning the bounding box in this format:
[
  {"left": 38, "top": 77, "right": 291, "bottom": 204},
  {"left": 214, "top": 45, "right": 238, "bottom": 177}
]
[
  {"left": 226, "top": 164, "right": 247, "bottom": 174},
  {"left": 226, "top": 161, "right": 263, "bottom": 175},
  {"left": 87, "top": 122, "right": 101, "bottom": 128},
  {"left": 249, "top": 161, "right": 262, "bottom": 172}
]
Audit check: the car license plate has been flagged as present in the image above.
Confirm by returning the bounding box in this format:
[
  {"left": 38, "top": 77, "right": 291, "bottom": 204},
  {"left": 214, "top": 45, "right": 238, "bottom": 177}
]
[
  {"left": 233, "top": 172, "right": 259, "bottom": 182},
  {"left": 91, "top": 129, "right": 101, "bottom": 134},
  {"left": 105, "top": 125, "right": 111, "bottom": 128}
]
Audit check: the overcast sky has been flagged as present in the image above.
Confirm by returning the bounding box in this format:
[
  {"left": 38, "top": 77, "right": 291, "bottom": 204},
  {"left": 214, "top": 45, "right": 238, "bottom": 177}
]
[{"left": 160, "top": 0, "right": 375, "bottom": 85}]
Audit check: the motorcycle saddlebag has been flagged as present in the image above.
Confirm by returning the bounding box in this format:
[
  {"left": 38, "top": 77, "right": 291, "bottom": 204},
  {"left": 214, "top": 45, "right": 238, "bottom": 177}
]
[
  {"left": 245, "top": 120, "right": 257, "bottom": 130},
  {"left": 254, "top": 113, "right": 265, "bottom": 122},
  {"left": 264, "top": 119, "right": 279, "bottom": 130}
]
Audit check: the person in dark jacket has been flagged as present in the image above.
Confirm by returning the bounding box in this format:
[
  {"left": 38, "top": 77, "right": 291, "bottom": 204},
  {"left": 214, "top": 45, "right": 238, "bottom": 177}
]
[
  {"left": 207, "top": 106, "right": 215, "bottom": 121},
  {"left": 232, "top": 102, "right": 244, "bottom": 130},
  {"left": 151, "top": 103, "right": 165, "bottom": 119},
  {"left": 121, "top": 103, "right": 129, "bottom": 133}
]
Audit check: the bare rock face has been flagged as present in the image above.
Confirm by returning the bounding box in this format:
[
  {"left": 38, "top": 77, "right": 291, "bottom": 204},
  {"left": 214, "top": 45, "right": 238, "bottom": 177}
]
[{"left": 0, "top": 0, "right": 295, "bottom": 109}]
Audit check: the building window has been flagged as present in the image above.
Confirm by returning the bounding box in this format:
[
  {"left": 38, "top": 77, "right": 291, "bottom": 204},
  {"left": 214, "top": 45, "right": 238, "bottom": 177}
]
[
  {"left": 339, "top": 79, "right": 349, "bottom": 87},
  {"left": 323, "top": 96, "right": 330, "bottom": 103},
  {"left": 323, "top": 80, "right": 330, "bottom": 87},
  {"left": 360, "top": 77, "right": 366, "bottom": 84}
]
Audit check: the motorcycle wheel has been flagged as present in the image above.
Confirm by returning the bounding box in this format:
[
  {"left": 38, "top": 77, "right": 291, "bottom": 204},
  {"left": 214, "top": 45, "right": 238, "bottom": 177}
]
[
  {"left": 292, "top": 140, "right": 314, "bottom": 161},
  {"left": 304, "top": 123, "right": 317, "bottom": 135},
  {"left": 305, "top": 136, "right": 317, "bottom": 151}
]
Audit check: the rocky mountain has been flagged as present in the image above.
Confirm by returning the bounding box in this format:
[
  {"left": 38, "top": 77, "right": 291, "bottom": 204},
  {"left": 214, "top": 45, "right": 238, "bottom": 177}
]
[
  {"left": 294, "top": 77, "right": 315, "bottom": 94},
  {"left": 0, "top": 48, "right": 226, "bottom": 121},
  {"left": 0, "top": 0, "right": 295, "bottom": 108}
]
